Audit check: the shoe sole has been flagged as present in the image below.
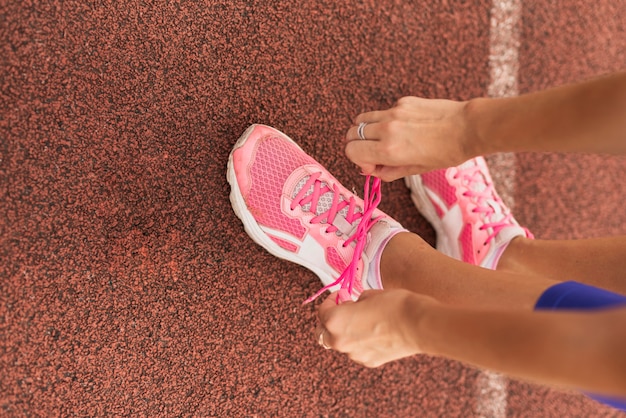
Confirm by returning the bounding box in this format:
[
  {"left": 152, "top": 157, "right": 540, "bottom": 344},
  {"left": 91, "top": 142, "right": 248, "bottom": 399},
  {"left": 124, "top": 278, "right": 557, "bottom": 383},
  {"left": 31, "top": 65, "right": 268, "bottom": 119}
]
[{"left": 227, "top": 124, "right": 337, "bottom": 287}]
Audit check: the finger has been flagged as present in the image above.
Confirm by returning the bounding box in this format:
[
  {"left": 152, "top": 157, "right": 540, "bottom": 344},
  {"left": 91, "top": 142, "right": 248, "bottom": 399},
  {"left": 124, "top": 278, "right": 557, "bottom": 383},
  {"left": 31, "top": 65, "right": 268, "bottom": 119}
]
[
  {"left": 395, "top": 96, "right": 431, "bottom": 108},
  {"left": 314, "top": 323, "right": 325, "bottom": 342},
  {"left": 395, "top": 96, "right": 419, "bottom": 106},
  {"left": 354, "top": 110, "right": 389, "bottom": 124},
  {"left": 349, "top": 351, "right": 383, "bottom": 368},
  {"left": 345, "top": 121, "right": 385, "bottom": 142},
  {"left": 356, "top": 289, "right": 383, "bottom": 302},
  {"left": 315, "top": 325, "right": 333, "bottom": 350},
  {"left": 345, "top": 138, "right": 389, "bottom": 168},
  {"left": 396, "top": 96, "right": 457, "bottom": 113},
  {"left": 317, "top": 292, "right": 341, "bottom": 325},
  {"left": 318, "top": 292, "right": 356, "bottom": 328},
  {"left": 364, "top": 358, "right": 385, "bottom": 368},
  {"left": 375, "top": 165, "right": 421, "bottom": 182}
]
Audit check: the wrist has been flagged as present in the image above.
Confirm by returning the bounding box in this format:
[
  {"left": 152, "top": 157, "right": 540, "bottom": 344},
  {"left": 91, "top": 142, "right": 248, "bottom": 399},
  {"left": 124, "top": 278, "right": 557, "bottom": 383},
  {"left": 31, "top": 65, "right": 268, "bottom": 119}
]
[
  {"left": 403, "top": 292, "right": 442, "bottom": 356},
  {"left": 463, "top": 97, "right": 501, "bottom": 157}
]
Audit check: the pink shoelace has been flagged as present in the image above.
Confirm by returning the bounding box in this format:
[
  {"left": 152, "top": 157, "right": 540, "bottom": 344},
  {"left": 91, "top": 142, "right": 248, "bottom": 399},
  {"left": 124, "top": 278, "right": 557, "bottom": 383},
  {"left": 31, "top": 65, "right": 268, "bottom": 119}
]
[
  {"left": 454, "top": 164, "right": 515, "bottom": 245},
  {"left": 300, "top": 174, "right": 382, "bottom": 304}
]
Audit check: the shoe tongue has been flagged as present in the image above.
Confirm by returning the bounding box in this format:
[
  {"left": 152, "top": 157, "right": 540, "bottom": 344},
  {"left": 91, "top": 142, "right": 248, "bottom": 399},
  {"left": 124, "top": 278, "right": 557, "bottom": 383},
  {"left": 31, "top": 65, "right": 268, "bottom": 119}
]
[
  {"left": 457, "top": 161, "right": 507, "bottom": 222},
  {"left": 457, "top": 160, "right": 488, "bottom": 194},
  {"left": 292, "top": 175, "right": 350, "bottom": 219}
]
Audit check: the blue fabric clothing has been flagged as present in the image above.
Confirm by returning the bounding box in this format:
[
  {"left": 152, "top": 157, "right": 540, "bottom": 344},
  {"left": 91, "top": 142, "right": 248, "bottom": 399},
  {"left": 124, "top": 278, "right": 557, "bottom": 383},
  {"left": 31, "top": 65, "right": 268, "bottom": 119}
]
[{"left": 535, "top": 281, "right": 626, "bottom": 411}]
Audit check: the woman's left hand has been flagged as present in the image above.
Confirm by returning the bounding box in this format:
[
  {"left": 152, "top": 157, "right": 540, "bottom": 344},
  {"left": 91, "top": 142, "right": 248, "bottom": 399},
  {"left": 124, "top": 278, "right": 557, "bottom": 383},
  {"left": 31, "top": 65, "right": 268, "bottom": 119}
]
[{"left": 316, "top": 289, "right": 437, "bottom": 367}]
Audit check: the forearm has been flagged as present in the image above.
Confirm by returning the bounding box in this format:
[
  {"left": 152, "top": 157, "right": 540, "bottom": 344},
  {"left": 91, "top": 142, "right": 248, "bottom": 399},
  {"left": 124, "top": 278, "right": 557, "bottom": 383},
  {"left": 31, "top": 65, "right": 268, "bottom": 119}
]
[
  {"left": 467, "top": 72, "right": 626, "bottom": 156},
  {"left": 414, "top": 302, "right": 626, "bottom": 397}
]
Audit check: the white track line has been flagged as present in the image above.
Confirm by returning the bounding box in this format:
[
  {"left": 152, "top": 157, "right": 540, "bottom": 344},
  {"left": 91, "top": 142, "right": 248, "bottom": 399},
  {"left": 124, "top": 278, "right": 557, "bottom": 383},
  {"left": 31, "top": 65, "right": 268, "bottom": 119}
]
[
  {"left": 487, "top": 0, "right": 521, "bottom": 99},
  {"left": 476, "top": 371, "right": 509, "bottom": 418},
  {"left": 476, "top": 0, "right": 522, "bottom": 417}
]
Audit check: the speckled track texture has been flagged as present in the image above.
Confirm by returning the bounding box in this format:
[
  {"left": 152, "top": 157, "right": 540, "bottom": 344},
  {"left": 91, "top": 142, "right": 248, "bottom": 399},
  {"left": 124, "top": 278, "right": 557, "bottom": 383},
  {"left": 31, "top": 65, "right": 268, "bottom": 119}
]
[{"left": 1, "top": 0, "right": 625, "bottom": 416}]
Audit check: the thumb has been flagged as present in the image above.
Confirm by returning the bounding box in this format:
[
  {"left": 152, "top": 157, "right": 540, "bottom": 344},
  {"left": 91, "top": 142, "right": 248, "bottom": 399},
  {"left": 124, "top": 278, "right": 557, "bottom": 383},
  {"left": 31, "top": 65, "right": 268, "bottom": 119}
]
[
  {"left": 360, "top": 163, "right": 377, "bottom": 176},
  {"left": 356, "top": 289, "right": 384, "bottom": 302},
  {"left": 318, "top": 291, "right": 357, "bottom": 323},
  {"left": 375, "top": 165, "right": 414, "bottom": 182},
  {"left": 318, "top": 292, "right": 340, "bottom": 323},
  {"left": 345, "top": 140, "right": 381, "bottom": 174}
]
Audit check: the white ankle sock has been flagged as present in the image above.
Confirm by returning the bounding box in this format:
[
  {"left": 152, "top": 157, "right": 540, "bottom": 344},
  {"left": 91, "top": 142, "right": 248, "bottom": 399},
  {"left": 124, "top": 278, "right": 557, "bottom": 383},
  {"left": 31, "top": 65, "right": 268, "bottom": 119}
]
[
  {"left": 366, "top": 228, "right": 405, "bottom": 290},
  {"left": 482, "top": 241, "right": 510, "bottom": 270},
  {"left": 481, "top": 228, "right": 528, "bottom": 270}
]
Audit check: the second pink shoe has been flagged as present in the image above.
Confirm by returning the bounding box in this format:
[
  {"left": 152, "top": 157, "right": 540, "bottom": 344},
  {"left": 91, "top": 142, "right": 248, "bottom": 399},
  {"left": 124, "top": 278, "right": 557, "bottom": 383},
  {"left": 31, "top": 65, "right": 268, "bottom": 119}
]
[{"left": 405, "top": 157, "right": 532, "bottom": 269}]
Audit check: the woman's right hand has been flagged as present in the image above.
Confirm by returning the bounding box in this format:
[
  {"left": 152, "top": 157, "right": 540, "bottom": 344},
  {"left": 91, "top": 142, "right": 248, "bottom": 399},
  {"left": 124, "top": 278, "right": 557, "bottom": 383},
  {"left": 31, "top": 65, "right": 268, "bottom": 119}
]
[{"left": 344, "top": 96, "right": 482, "bottom": 181}]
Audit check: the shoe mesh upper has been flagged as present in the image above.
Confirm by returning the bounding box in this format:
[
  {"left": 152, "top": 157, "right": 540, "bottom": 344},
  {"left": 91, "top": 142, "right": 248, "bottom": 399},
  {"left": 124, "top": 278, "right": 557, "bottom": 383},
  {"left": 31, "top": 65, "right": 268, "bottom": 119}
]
[
  {"left": 247, "top": 135, "right": 316, "bottom": 238},
  {"left": 421, "top": 169, "right": 456, "bottom": 208},
  {"left": 412, "top": 157, "right": 527, "bottom": 267}
]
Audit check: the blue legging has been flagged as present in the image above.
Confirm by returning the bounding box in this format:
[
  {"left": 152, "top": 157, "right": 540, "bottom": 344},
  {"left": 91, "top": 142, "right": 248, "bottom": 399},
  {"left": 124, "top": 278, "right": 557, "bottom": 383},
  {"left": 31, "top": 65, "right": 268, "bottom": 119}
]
[{"left": 535, "top": 281, "right": 626, "bottom": 411}]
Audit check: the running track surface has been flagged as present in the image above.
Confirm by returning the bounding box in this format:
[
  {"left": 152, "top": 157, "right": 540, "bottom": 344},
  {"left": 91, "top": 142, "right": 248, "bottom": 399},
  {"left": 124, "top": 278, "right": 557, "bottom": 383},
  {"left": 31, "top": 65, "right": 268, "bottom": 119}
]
[{"left": 2, "top": 1, "right": 626, "bottom": 416}]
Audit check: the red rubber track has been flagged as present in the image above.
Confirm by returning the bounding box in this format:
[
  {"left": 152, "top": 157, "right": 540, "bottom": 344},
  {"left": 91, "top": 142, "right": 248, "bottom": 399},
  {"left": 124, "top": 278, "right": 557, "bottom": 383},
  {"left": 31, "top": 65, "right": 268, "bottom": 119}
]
[{"left": 1, "top": 0, "right": 625, "bottom": 416}]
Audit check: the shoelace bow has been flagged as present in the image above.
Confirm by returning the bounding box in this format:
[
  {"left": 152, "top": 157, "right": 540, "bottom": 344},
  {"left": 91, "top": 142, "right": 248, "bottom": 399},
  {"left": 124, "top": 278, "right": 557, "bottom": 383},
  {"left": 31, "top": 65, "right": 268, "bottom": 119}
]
[
  {"left": 298, "top": 174, "right": 382, "bottom": 304},
  {"left": 454, "top": 164, "right": 513, "bottom": 246}
]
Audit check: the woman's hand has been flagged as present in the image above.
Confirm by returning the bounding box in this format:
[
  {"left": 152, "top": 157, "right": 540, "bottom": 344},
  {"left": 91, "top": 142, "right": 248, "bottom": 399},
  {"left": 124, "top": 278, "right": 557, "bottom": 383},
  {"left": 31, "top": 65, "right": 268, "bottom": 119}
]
[
  {"left": 317, "top": 289, "right": 437, "bottom": 368},
  {"left": 344, "top": 97, "right": 479, "bottom": 181}
]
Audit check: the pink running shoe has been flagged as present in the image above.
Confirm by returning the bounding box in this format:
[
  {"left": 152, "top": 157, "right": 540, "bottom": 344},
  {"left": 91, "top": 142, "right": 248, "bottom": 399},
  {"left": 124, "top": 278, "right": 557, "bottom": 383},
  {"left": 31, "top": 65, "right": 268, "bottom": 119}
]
[
  {"left": 404, "top": 157, "right": 532, "bottom": 269},
  {"left": 227, "top": 125, "right": 405, "bottom": 302}
]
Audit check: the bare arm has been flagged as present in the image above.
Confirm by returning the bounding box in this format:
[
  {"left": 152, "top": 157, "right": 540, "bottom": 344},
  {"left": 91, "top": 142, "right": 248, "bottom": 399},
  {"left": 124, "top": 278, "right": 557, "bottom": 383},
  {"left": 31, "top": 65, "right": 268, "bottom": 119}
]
[
  {"left": 416, "top": 299, "right": 626, "bottom": 397},
  {"left": 470, "top": 72, "right": 626, "bottom": 157},
  {"left": 319, "top": 290, "right": 626, "bottom": 398}
]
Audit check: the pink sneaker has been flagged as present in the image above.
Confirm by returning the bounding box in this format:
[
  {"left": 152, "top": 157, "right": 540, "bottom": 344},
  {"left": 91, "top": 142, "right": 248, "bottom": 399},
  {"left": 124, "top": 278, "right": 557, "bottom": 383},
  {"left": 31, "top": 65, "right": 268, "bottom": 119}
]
[
  {"left": 404, "top": 157, "right": 532, "bottom": 269},
  {"left": 227, "top": 125, "right": 405, "bottom": 302}
]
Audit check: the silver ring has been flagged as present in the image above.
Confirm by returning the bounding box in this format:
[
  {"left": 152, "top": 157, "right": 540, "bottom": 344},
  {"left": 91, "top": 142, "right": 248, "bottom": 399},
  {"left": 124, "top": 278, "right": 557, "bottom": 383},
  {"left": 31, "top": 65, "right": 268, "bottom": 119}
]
[
  {"left": 357, "top": 122, "right": 367, "bottom": 140},
  {"left": 318, "top": 330, "right": 331, "bottom": 350}
]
